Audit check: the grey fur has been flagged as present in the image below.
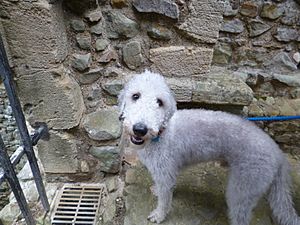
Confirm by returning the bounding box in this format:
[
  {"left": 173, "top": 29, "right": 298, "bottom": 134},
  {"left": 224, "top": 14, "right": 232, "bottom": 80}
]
[{"left": 119, "top": 71, "right": 300, "bottom": 225}]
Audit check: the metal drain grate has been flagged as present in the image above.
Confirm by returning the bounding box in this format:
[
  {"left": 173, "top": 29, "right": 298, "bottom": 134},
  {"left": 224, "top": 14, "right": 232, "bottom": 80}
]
[{"left": 51, "top": 184, "right": 104, "bottom": 225}]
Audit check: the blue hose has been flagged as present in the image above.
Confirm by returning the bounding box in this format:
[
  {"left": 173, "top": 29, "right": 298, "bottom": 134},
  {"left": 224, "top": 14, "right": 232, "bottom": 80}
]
[{"left": 247, "top": 115, "right": 300, "bottom": 121}]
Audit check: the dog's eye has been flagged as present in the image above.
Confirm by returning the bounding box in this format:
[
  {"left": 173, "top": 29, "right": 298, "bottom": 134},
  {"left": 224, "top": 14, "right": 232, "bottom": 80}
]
[
  {"left": 157, "top": 98, "right": 163, "bottom": 107},
  {"left": 132, "top": 93, "right": 140, "bottom": 101}
]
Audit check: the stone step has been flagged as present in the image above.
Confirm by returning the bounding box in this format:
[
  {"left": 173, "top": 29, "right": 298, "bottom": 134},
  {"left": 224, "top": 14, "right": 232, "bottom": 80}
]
[{"left": 124, "top": 157, "right": 300, "bottom": 225}]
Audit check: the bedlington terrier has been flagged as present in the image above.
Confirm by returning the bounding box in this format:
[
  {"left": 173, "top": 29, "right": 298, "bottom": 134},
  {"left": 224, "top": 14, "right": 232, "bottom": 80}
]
[{"left": 118, "top": 70, "right": 300, "bottom": 225}]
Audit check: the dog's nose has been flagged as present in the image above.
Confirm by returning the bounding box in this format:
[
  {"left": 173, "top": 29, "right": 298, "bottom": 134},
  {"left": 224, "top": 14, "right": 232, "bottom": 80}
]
[{"left": 133, "top": 123, "right": 148, "bottom": 137}]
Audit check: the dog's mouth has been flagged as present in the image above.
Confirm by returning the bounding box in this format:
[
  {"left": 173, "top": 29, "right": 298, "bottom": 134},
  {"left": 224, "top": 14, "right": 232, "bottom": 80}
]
[{"left": 130, "top": 135, "right": 145, "bottom": 145}]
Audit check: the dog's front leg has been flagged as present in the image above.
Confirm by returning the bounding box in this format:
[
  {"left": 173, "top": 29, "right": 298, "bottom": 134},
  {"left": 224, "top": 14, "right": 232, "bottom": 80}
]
[{"left": 147, "top": 183, "right": 173, "bottom": 223}]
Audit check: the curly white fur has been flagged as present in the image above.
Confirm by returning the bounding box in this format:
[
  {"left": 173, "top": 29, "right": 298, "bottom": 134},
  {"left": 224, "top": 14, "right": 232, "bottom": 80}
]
[{"left": 118, "top": 70, "right": 300, "bottom": 225}]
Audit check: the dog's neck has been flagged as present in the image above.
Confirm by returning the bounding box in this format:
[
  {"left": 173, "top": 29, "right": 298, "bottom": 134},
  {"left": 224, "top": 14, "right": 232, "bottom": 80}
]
[
  {"left": 151, "top": 112, "right": 176, "bottom": 143},
  {"left": 151, "top": 127, "right": 165, "bottom": 143}
]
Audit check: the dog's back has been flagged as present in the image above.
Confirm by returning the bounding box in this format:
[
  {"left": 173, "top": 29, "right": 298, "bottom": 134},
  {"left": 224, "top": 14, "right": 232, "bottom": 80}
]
[{"left": 166, "top": 109, "right": 282, "bottom": 166}]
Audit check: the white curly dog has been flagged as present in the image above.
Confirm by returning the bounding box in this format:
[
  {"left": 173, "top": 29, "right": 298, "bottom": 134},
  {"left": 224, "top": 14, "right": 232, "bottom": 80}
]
[{"left": 118, "top": 70, "right": 300, "bottom": 225}]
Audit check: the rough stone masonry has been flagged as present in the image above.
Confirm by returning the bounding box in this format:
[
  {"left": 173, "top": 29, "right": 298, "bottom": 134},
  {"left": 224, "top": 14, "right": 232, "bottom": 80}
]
[{"left": 0, "top": 0, "right": 299, "bottom": 181}]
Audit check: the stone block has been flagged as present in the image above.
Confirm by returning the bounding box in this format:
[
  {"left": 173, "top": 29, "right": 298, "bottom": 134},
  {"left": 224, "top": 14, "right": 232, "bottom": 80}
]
[
  {"left": 220, "top": 18, "right": 244, "bottom": 34},
  {"left": 76, "top": 33, "right": 92, "bottom": 50},
  {"left": 261, "top": 2, "right": 284, "bottom": 20},
  {"left": 133, "top": 0, "right": 179, "bottom": 19},
  {"left": 240, "top": 1, "right": 258, "bottom": 17},
  {"left": 281, "top": 0, "right": 300, "bottom": 26},
  {"left": 275, "top": 98, "right": 298, "bottom": 116},
  {"left": 79, "top": 68, "right": 104, "bottom": 85},
  {"left": 83, "top": 108, "right": 122, "bottom": 141},
  {"left": 248, "top": 19, "right": 271, "bottom": 38},
  {"left": 122, "top": 41, "right": 143, "bottom": 69},
  {"left": 37, "top": 131, "right": 79, "bottom": 173},
  {"left": 102, "top": 80, "right": 124, "bottom": 96},
  {"left": 16, "top": 66, "right": 85, "bottom": 129},
  {"left": 192, "top": 67, "right": 253, "bottom": 106},
  {"left": 105, "top": 95, "right": 118, "bottom": 106},
  {"left": 178, "top": 0, "right": 223, "bottom": 44},
  {"left": 166, "top": 77, "right": 193, "bottom": 102},
  {"left": 70, "top": 19, "right": 85, "bottom": 32},
  {"left": 104, "top": 11, "right": 139, "bottom": 39},
  {"left": 96, "top": 39, "right": 109, "bottom": 51},
  {"left": 273, "top": 73, "right": 300, "bottom": 87},
  {"left": 90, "top": 146, "right": 121, "bottom": 173},
  {"left": 72, "top": 53, "right": 92, "bottom": 71},
  {"left": 150, "top": 46, "right": 213, "bottom": 77},
  {"left": 0, "top": 203, "right": 21, "bottom": 225},
  {"left": 265, "top": 52, "right": 298, "bottom": 72},
  {"left": 212, "top": 42, "right": 232, "bottom": 65},
  {"left": 275, "top": 27, "right": 299, "bottom": 42},
  {"left": 223, "top": 0, "right": 238, "bottom": 16},
  {"left": 237, "top": 47, "right": 269, "bottom": 67},
  {"left": 147, "top": 24, "right": 172, "bottom": 41},
  {"left": 248, "top": 99, "right": 280, "bottom": 117},
  {"left": 1, "top": 1, "right": 68, "bottom": 75}
]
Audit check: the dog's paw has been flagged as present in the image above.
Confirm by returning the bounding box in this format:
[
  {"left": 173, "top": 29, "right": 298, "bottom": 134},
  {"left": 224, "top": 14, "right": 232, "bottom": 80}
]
[{"left": 147, "top": 209, "right": 166, "bottom": 223}]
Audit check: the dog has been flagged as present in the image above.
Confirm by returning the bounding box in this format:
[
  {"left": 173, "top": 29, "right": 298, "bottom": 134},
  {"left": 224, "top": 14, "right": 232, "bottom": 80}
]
[{"left": 118, "top": 70, "right": 300, "bottom": 225}]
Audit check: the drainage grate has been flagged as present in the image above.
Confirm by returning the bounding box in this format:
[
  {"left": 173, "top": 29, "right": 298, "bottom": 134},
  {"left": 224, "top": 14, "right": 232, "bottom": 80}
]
[{"left": 51, "top": 184, "right": 105, "bottom": 225}]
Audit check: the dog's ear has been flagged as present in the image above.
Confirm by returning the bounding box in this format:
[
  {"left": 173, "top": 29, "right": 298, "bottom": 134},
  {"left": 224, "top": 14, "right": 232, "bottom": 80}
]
[
  {"left": 163, "top": 90, "right": 177, "bottom": 127},
  {"left": 168, "top": 91, "right": 177, "bottom": 117},
  {"left": 118, "top": 88, "right": 126, "bottom": 121}
]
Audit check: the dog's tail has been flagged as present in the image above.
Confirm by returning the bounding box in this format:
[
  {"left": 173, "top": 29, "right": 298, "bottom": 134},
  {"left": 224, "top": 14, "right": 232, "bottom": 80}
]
[{"left": 268, "top": 158, "right": 300, "bottom": 225}]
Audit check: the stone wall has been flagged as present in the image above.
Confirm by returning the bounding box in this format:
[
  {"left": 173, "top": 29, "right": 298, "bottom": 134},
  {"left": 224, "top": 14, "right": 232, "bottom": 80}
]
[
  {"left": 0, "top": 0, "right": 299, "bottom": 180},
  {"left": 0, "top": 84, "right": 20, "bottom": 156},
  {"left": 0, "top": 84, "right": 21, "bottom": 210},
  {"left": 215, "top": 0, "right": 300, "bottom": 154}
]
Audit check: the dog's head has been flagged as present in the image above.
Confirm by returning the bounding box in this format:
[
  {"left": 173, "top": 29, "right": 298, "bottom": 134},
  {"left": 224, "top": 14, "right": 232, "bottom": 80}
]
[{"left": 118, "top": 70, "right": 177, "bottom": 146}]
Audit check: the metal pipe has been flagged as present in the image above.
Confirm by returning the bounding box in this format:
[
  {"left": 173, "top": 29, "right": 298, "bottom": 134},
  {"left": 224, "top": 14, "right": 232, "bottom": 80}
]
[{"left": 247, "top": 115, "right": 300, "bottom": 121}]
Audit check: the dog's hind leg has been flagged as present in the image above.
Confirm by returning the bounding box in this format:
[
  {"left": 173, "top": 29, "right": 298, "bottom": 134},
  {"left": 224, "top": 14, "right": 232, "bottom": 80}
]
[
  {"left": 226, "top": 165, "right": 274, "bottom": 225},
  {"left": 268, "top": 159, "right": 300, "bottom": 225}
]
